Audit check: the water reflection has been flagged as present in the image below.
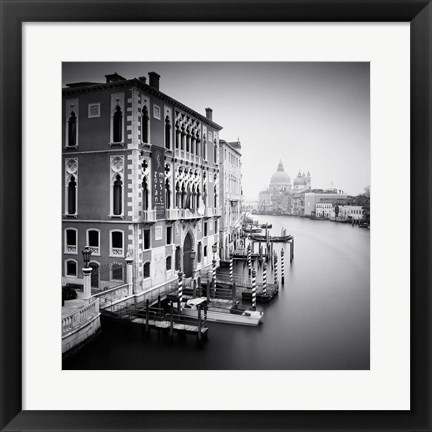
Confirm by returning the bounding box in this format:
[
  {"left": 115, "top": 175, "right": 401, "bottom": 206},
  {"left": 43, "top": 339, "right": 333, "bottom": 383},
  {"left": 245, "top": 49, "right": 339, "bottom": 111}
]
[{"left": 63, "top": 215, "right": 370, "bottom": 370}]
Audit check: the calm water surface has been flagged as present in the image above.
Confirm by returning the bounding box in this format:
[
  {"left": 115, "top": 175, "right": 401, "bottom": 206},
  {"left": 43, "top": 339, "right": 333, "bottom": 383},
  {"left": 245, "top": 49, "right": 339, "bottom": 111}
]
[{"left": 64, "top": 215, "right": 370, "bottom": 370}]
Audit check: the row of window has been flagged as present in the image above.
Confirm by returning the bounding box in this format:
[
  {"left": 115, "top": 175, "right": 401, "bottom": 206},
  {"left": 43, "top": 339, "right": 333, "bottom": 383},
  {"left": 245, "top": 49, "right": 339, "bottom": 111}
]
[
  {"left": 65, "top": 228, "right": 124, "bottom": 256},
  {"left": 64, "top": 226, "right": 175, "bottom": 255},
  {"left": 64, "top": 258, "right": 172, "bottom": 281},
  {"left": 66, "top": 103, "right": 218, "bottom": 163},
  {"left": 66, "top": 173, "right": 217, "bottom": 217}
]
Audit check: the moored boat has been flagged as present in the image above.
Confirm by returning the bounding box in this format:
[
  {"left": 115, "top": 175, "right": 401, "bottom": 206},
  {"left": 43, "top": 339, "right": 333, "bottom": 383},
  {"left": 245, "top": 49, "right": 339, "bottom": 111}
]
[{"left": 182, "top": 297, "right": 263, "bottom": 326}]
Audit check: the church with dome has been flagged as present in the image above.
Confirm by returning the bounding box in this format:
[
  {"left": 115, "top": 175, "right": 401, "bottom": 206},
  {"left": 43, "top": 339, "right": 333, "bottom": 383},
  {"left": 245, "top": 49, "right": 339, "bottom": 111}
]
[{"left": 258, "top": 161, "right": 311, "bottom": 215}]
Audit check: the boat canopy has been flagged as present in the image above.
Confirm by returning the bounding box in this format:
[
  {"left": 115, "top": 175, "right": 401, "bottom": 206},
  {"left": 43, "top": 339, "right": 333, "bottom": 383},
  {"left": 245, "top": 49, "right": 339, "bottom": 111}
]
[{"left": 186, "top": 297, "right": 207, "bottom": 307}]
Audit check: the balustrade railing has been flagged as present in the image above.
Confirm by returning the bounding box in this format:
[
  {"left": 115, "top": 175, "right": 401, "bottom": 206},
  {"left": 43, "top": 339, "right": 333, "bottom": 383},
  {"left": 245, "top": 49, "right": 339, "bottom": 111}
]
[
  {"left": 66, "top": 245, "right": 77, "bottom": 253},
  {"left": 92, "top": 283, "right": 131, "bottom": 309},
  {"left": 111, "top": 247, "right": 123, "bottom": 256},
  {"left": 89, "top": 246, "right": 99, "bottom": 255},
  {"left": 143, "top": 209, "right": 156, "bottom": 221},
  {"left": 62, "top": 298, "right": 100, "bottom": 336},
  {"left": 166, "top": 208, "right": 180, "bottom": 219}
]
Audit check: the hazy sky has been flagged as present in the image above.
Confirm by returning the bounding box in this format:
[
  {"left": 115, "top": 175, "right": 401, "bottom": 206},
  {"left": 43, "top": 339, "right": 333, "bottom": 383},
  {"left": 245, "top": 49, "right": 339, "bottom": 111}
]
[{"left": 63, "top": 62, "right": 370, "bottom": 200}]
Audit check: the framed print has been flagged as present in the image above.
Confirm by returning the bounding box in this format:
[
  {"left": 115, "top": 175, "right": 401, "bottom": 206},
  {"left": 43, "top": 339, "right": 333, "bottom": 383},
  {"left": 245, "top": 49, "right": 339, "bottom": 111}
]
[{"left": 1, "top": 1, "right": 431, "bottom": 431}]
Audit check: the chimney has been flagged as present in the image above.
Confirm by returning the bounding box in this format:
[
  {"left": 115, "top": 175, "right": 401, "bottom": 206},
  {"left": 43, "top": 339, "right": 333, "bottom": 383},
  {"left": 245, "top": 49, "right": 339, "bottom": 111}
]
[
  {"left": 148, "top": 72, "right": 160, "bottom": 90},
  {"left": 205, "top": 107, "right": 213, "bottom": 121}
]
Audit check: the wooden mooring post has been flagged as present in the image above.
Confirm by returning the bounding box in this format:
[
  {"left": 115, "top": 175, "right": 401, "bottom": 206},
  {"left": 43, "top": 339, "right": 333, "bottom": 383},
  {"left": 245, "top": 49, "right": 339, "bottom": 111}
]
[
  {"left": 197, "top": 304, "right": 202, "bottom": 344},
  {"left": 281, "top": 248, "right": 285, "bottom": 285},
  {"left": 290, "top": 237, "right": 294, "bottom": 263},
  {"left": 232, "top": 282, "right": 237, "bottom": 308},
  {"left": 169, "top": 301, "right": 174, "bottom": 339},
  {"left": 145, "top": 299, "right": 150, "bottom": 333}
]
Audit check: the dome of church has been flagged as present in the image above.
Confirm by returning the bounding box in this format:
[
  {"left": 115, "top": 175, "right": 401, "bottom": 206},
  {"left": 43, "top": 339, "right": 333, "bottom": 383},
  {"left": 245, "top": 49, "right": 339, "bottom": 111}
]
[
  {"left": 294, "top": 171, "right": 306, "bottom": 186},
  {"left": 270, "top": 161, "right": 291, "bottom": 188}
]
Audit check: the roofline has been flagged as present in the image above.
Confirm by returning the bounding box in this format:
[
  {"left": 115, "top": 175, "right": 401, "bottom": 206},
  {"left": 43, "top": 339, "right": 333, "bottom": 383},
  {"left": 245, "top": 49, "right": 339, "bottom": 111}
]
[
  {"left": 63, "top": 78, "right": 223, "bottom": 131},
  {"left": 219, "top": 139, "right": 242, "bottom": 156}
]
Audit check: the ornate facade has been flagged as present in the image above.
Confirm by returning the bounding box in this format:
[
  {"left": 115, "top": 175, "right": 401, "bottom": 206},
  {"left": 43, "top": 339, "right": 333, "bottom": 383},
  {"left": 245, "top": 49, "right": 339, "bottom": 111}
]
[
  {"left": 62, "top": 71, "right": 222, "bottom": 295},
  {"left": 219, "top": 139, "right": 243, "bottom": 260}
]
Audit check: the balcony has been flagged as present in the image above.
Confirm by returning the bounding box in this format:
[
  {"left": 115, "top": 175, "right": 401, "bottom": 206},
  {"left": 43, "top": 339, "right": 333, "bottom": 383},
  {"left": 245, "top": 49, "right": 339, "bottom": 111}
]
[
  {"left": 166, "top": 208, "right": 180, "bottom": 220},
  {"left": 111, "top": 247, "right": 123, "bottom": 257},
  {"left": 142, "top": 209, "right": 156, "bottom": 222},
  {"left": 174, "top": 149, "right": 201, "bottom": 165},
  {"left": 66, "top": 245, "right": 77, "bottom": 254},
  {"left": 179, "top": 209, "right": 201, "bottom": 220},
  {"left": 88, "top": 246, "right": 99, "bottom": 255}
]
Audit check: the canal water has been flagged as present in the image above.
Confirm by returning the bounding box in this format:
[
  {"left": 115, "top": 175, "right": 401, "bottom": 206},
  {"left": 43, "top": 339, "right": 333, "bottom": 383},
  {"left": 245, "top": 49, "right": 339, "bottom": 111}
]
[{"left": 63, "top": 215, "right": 370, "bottom": 370}]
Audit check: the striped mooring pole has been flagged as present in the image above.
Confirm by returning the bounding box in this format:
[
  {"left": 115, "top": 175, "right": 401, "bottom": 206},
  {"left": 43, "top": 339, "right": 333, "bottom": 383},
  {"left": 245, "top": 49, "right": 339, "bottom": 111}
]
[
  {"left": 212, "top": 257, "right": 217, "bottom": 297},
  {"left": 229, "top": 253, "right": 234, "bottom": 284},
  {"left": 177, "top": 271, "right": 183, "bottom": 312},
  {"left": 274, "top": 252, "right": 278, "bottom": 291},
  {"left": 281, "top": 248, "right": 285, "bottom": 285},
  {"left": 247, "top": 243, "right": 252, "bottom": 275},
  {"left": 262, "top": 260, "right": 267, "bottom": 296},
  {"left": 251, "top": 266, "right": 257, "bottom": 311}
]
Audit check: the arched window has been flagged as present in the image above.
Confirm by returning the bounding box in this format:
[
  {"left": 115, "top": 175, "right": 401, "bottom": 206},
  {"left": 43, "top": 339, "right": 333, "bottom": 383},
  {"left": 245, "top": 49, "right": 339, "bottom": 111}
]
[
  {"left": 110, "top": 230, "right": 124, "bottom": 256},
  {"left": 143, "top": 261, "right": 151, "bottom": 279},
  {"left": 191, "top": 185, "right": 196, "bottom": 210},
  {"left": 213, "top": 139, "right": 217, "bottom": 163},
  {"left": 111, "top": 263, "right": 123, "bottom": 281},
  {"left": 175, "top": 246, "right": 181, "bottom": 270},
  {"left": 186, "top": 128, "right": 190, "bottom": 152},
  {"left": 190, "top": 130, "right": 195, "bottom": 155},
  {"left": 68, "top": 175, "right": 76, "bottom": 215},
  {"left": 175, "top": 182, "right": 180, "bottom": 208},
  {"left": 113, "top": 106, "right": 123, "bottom": 143},
  {"left": 65, "top": 259, "right": 78, "bottom": 277},
  {"left": 197, "top": 242, "right": 202, "bottom": 263},
  {"left": 175, "top": 122, "right": 180, "bottom": 149},
  {"left": 214, "top": 184, "right": 217, "bottom": 208},
  {"left": 181, "top": 126, "right": 185, "bottom": 150},
  {"left": 203, "top": 136, "right": 207, "bottom": 160},
  {"left": 181, "top": 184, "right": 186, "bottom": 208},
  {"left": 68, "top": 112, "right": 77, "bottom": 147},
  {"left": 142, "top": 177, "right": 149, "bottom": 211},
  {"left": 113, "top": 174, "right": 122, "bottom": 215},
  {"left": 65, "top": 228, "right": 77, "bottom": 253},
  {"left": 166, "top": 256, "right": 172, "bottom": 271},
  {"left": 87, "top": 229, "right": 100, "bottom": 255},
  {"left": 165, "top": 116, "right": 171, "bottom": 149},
  {"left": 196, "top": 133, "right": 200, "bottom": 157},
  {"left": 165, "top": 179, "right": 171, "bottom": 209},
  {"left": 197, "top": 186, "right": 201, "bottom": 210},
  {"left": 142, "top": 106, "right": 149, "bottom": 143}
]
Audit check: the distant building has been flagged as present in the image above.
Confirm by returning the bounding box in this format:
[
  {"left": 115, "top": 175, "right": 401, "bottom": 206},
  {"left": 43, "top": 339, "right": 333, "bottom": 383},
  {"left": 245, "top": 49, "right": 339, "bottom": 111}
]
[
  {"left": 219, "top": 139, "right": 243, "bottom": 260},
  {"left": 304, "top": 192, "right": 348, "bottom": 216},
  {"left": 293, "top": 171, "right": 311, "bottom": 191},
  {"left": 338, "top": 205, "right": 364, "bottom": 220},
  {"left": 258, "top": 161, "right": 310, "bottom": 215}
]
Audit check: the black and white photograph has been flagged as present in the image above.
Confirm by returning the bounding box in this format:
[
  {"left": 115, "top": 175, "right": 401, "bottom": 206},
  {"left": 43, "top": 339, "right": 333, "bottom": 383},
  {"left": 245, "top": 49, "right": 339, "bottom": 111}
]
[{"left": 61, "top": 61, "right": 370, "bottom": 370}]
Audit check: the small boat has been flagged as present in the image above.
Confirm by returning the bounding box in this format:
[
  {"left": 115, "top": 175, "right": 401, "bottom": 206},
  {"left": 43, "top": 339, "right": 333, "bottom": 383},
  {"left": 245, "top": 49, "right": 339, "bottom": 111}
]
[
  {"left": 182, "top": 297, "right": 263, "bottom": 326},
  {"left": 243, "top": 226, "right": 262, "bottom": 233},
  {"left": 249, "top": 234, "right": 293, "bottom": 243},
  {"left": 260, "top": 223, "right": 272, "bottom": 229}
]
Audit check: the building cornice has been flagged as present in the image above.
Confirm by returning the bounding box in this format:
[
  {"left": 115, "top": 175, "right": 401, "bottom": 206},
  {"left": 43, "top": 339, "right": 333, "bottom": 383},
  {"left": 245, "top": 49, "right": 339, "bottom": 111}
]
[{"left": 63, "top": 78, "right": 223, "bottom": 131}]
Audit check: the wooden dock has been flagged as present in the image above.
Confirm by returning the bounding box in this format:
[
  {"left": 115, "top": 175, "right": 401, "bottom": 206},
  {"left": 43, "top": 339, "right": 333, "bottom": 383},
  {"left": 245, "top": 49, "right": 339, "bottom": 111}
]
[
  {"left": 101, "top": 300, "right": 209, "bottom": 344},
  {"left": 241, "top": 285, "right": 278, "bottom": 303}
]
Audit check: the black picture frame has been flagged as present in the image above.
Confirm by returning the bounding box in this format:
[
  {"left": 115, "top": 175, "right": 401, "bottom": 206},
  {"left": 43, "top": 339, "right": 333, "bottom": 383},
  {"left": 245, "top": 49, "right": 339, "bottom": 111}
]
[{"left": 1, "top": 1, "right": 431, "bottom": 431}]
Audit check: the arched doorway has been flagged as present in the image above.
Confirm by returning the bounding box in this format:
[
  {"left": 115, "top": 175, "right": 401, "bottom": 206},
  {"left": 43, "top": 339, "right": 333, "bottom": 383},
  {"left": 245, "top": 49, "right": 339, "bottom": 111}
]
[
  {"left": 89, "top": 262, "right": 99, "bottom": 289},
  {"left": 183, "top": 232, "right": 193, "bottom": 277}
]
